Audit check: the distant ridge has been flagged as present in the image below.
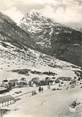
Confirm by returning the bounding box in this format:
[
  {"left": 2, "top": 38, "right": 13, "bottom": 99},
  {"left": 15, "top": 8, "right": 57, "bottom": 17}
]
[{"left": 20, "top": 10, "right": 82, "bottom": 66}]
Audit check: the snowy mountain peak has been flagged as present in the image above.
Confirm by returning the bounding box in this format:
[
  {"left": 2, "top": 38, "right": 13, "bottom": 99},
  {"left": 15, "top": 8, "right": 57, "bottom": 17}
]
[
  {"left": 26, "top": 10, "right": 47, "bottom": 20},
  {"left": 0, "top": 11, "right": 81, "bottom": 87},
  {"left": 20, "top": 11, "right": 82, "bottom": 66},
  {"left": 20, "top": 10, "right": 56, "bottom": 27},
  {"left": 28, "top": 10, "right": 40, "bottom": 18}
]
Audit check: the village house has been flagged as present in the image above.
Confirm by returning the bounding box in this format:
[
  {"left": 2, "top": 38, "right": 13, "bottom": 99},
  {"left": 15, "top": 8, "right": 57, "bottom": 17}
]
[
  {"left": 29, "top": 77, "right": 39, "bottom": 87},
  {"left": 17, "top": 78, "right": 27, "bottom": 87},
  {"left": 8, "top": 79, "right": 18, "bottom": 88},
  {"left": 1, "top": 80, "right": 9, "bottom": 88}
]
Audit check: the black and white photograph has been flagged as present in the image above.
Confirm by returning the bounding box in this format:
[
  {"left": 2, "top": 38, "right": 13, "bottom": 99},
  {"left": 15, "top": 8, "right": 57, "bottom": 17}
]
[{"left": 0, "top": 0, "right": 82, "bottom": 117}]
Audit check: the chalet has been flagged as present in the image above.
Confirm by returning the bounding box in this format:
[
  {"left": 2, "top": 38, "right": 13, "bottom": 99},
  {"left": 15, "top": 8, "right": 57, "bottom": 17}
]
[
  {"left": 70, "top": 79, "right": 76, "bottom": 88},
  {"left": 29, "top": 77, "right": 40, "bottom": 87},
  {"left": 8, "top": 79, "right": 18, "bottom": 88},
  {"left": 1, "top": 80, "right": 9, "bottom": 88},
  {"left": 17, "top": 78, "right": 27, "bottom": 87},
  {"left": 45, "top": 77, "right": 54, "bottom": 85}
]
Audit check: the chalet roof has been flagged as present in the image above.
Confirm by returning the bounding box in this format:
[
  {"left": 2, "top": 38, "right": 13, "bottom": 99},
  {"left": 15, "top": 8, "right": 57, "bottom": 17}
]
[
  {"left": 9, "top": 79, "right": 18, "bottom": 83},
  {"left": 2, "top": 80, "right": 8, "bottom": 82}
]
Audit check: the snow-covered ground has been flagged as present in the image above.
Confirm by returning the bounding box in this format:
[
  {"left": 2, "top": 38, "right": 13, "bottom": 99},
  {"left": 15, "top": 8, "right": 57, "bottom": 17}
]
[
  {"left": 0, "top": 41, "right": 82, "bottom": 117},
  {"left": 0, "top": 61, "right": 82, "bottom": 117},
  {"left": 2, "top": 86, "right": 82, "bottom": 117}
]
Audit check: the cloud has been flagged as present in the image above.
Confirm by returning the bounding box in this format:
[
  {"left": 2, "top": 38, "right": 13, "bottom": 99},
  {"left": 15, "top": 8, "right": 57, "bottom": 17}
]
[
  {"left": 0, "top": 0, "right": 14, "bottom": 10},
  {"left": 41, "top": 3, "right": 82, "bottom": 23},
  {"left": 40, "top": 4, "right": 82, "bottom": 23},
  {"left": 2, "top": 7, "right": 23, "bottom": 23},
  {"left": 0, "top": 0, "right": 82, "bottom": 25}
]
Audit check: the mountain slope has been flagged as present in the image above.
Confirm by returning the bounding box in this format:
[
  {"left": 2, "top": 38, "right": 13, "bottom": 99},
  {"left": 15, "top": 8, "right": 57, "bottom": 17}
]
[
  {"left": 20, "top": 11, "right": 82, "bottom": 66},
  {"left": 0, "top": 12, "right": 36, "bottom": 50},
  {"left": 0, "top": 11, "right": 78, "bottom": 70},
  {"left": 0, "top": 12, "right": 81, "bottom": 84},
  {"left": 0, "top": 38, "right": 81, "bottom": 82}
]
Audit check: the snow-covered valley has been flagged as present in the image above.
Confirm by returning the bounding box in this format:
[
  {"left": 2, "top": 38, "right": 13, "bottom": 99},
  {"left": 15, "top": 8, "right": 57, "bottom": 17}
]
[
  {"left": 0, "top": 40, "right": 82, "bottom": 117},
  {"left": 0, "top": 11, "right": 82, "bottom": 117}
]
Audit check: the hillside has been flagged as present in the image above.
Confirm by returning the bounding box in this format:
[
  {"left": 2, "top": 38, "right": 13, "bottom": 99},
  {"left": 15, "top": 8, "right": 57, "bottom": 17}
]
[
  {"left": 0, "top": 12, "right": 36, "bottom": 50},
  {"left": 20, "top": 11, "right": 82, "bottom": 66},
  {"left": 0, "top": 12, "right": 82, "bottom": 117},
  {"left": 0, "top": 12, "right": 81, "bottom": 82},
  {"left": 0, "top": 38, "right": 80, "bottom": 80}
]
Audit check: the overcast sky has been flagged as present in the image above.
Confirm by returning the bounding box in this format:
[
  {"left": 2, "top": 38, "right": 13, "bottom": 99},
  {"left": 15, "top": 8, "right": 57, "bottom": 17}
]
[{"left": 0, "top": 0, "right": 82, "bottom": 27}]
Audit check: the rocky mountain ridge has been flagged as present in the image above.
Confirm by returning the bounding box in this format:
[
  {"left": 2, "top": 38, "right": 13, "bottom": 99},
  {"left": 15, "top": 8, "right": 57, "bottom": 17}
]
[
  {"left": 20, "top": 11, "right": 82, "bottom": 66},
  {"left": 0, "top": 12, "right": 81, "bottom": 80}
]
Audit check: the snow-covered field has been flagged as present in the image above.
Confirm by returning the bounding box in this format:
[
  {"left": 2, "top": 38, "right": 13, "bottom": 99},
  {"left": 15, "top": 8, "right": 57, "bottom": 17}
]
[
  {"left": 3, "top": 86, "right": 82, "bottom": 117},
  {"left": 0, "top": 58, "right": 82, "bottom": 117},
  {"left": 0, "top": 41, "right": 82, "bottom": 117}
]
